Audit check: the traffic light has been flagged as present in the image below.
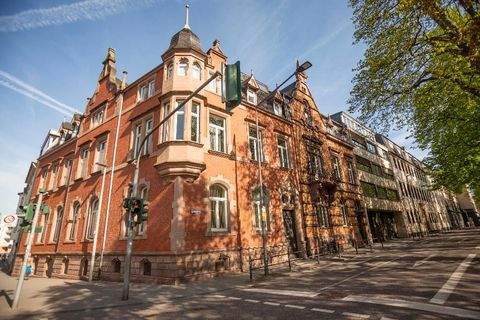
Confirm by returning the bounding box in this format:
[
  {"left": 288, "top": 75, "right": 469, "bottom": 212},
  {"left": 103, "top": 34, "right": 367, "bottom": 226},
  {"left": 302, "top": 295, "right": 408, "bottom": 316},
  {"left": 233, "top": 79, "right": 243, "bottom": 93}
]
[
  {"left": 225, "top": 61, "right": 241, "bottom": 110},
  {"left": 139, "top": 200, "right": 149, "bottom": 223},
  {"left": 19, "top": 203, "right": 35, "bottom": 231}
]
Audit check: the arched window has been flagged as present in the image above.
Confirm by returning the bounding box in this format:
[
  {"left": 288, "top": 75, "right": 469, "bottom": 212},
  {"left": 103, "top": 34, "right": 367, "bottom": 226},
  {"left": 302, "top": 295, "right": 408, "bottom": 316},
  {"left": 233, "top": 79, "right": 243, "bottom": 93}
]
[
  {"left": 166, "top": 63, "right": 173, "bottom": 79},
  {"left": 210, "top": 184, "right": 228, "bottom": 231},
  {"left": 68, "top": 201, "right": 80, "bottom": 241},
  {"left": 192, "top": 62, "right": 201, "bottom": 80},
  {"left": 340, "top": 201, "right": 349, "bottom": 226},
  {"left": 178, "top": 58, "right": 189, "bottom": 76},
  {"left": 52, "top": 206, "right": 63, "bottom": 243},
  {"left": 252, "top": 186, "right": 269, "bottom": 230},
  {"left": 141, "top": 259, "right": 151, "bottom": 276},
  {"left": 86, "top": 197, "right": 99, "bottom": 240},
  {"left": 112, "top": 258, "right": 121, "bottom": 273}
]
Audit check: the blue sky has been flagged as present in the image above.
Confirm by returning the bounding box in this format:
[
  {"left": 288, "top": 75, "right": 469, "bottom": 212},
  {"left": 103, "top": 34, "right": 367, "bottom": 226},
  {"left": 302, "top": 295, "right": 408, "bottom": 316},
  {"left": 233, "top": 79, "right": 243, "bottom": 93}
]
[{"left": 0, "top": 0, "right": 425, "bottom": 213}]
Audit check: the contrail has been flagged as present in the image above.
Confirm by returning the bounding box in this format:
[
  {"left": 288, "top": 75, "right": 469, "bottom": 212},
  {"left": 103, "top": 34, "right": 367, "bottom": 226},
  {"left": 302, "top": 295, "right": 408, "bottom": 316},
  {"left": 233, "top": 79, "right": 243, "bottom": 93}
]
[
  {"left": 0, "top": 69, "right": 80, "bottom": 116},
  {"left": 0, "top": 0, "right": 160, "bottom": 32}
]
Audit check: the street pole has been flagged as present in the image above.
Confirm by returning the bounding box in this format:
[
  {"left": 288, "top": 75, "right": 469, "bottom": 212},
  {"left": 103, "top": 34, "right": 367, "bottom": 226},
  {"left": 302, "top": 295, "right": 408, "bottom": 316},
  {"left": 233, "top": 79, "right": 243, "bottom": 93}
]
[
  {"left": 122, "top": 71, "right": 221, "bottom": 300},
  {"left": 251, "top": 61, "right": 312, "bottom": 276},
  {"left": 12, "top": 190, "right": 45, "bottom": 310},
  {"left": 89, "top": 163, "right": 107, "bottom": 282}
]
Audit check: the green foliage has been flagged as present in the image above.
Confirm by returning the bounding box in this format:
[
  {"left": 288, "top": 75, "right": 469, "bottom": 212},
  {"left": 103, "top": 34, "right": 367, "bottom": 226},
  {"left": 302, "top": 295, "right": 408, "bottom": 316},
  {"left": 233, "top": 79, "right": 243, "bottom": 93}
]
[{"left": 349, "top": 0, "right": 480, "bottom": 192}]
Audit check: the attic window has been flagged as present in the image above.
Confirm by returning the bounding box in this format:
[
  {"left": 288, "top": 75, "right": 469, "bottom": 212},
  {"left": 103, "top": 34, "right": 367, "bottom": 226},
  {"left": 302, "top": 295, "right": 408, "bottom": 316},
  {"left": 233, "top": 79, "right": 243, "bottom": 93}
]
[
  {"left": 192, "top": 62, "right": 201, "bottom": 80},
  {"left": 138, "top": 80, "right": 155, "bottom": 102},
  {"left": 91, "top": 105, "right": 106, "bottom": 128},
  {"left": 247, "top": 90, "right": 257, "bottom": 105},
  {"left": 303, "top": 102, "right": 313, "bottom": 126},
  {"left": 273, "top": 102, "right": 282, "bottom": 116}
]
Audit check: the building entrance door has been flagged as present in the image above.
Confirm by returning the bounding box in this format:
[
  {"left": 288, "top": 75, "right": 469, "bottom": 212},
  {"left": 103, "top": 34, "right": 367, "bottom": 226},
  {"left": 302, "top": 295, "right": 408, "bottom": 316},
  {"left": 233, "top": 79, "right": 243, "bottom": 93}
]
[
  {"left": 282, "top": 210, "right": 298, "bottom": 254},
  {"left": 356, "top": 211, "right": 368, "bottom": 244}
]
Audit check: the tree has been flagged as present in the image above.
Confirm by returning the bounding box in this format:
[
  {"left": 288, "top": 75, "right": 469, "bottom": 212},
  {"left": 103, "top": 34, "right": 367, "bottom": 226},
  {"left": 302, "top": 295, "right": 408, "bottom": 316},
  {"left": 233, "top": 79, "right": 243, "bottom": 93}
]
[{"left": 349, "top": 0, "right": 480, "bottom": 195}]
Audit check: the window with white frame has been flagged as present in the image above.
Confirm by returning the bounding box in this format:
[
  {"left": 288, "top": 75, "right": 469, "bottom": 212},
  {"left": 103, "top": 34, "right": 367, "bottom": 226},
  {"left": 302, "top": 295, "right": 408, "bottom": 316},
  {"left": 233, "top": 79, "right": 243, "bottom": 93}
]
[
  {"left": 209, "top": 115, "right": 225, "bottom": 152},
  {"left": 277, "top": 135, "right": 289, "bottom": 168},
  {"left": 248, "top": 126, "right": 264, "bottom": 161},
  {"left": 210, "top": 184, "right": 228, "bottom": 231},
  {"left": 346, "top": 158, "right": 356, "bottom": 184},
  {"left": 191, "top": 102, "right": 200, "bottom": 142},
  {"left": 144, "top": 118, "right": 153, "bottom": 154},
  {"left": 174, "top": 100, "right": 185, "bottom": 140},
  {"left": 138, "top": 80, "right": 155, "bottom": 102},
  {"left": 308, "top": 151, "right": 323, "bottom": 180},
  {"left": 78, "top": 148, "right": 89, "bottom": 179},
  {"left": 38, "top": 209, "right": 49, "bottom": 243},
  {"left": 178, "top": 58, "right": 189, "bottom": 76},
  {"left": 331, "top": 153, "right": 342, "bottom": 180},
  {"left": 303, "top": 102, "right": 313, "bottom": 126},
  {"left": 166, "top": 63, "right": 173, "bottom": 79},
  {"left": 49, "top": 162, "right": 59, "bottom": 190},
  {"left": 86, "top": 197, "right": 99, "bottom": 240},
  {"left": 91, "top": 105, "right": 105, "bottom": 128},
  {"left": 340, "top": 202, "right": 349, "bottom": 226},
  {"left": 161, "top": 102, "right": 170, "bottom": 142},
  {"left": 247, "top": 90, "right": 257, "bottom": 104},
  {"left": 316, "top": 204, "right": 329, "bottom": 227},
  {"left": 207, "top": 71, "right": 217, "bottom": 93},
  {"left": 61, "top": 159, "right": 72, "bottom": 186},
  {"left": 94, "top": 139, "right": 107, "bottom": 172},
  {"left": 68, "top": 202, "right": 80, "bottom": 241},
  {"left": 192, "top": 62, "right": 201, "bottom": 80},
  {"left": 39, "top": 169, "right": 48, "bottom": 191},
  {"left": 252, "top": 186, "right": 269, "bottom": 230},
  {"left": 273, "top": 102, "right": 283, "bottom": 116},
  {"left": 133, "top": 123, "right": 142, "bottom": 157},
  {"left": 52, "top": 206, "right": 63, "bottom": 243}
]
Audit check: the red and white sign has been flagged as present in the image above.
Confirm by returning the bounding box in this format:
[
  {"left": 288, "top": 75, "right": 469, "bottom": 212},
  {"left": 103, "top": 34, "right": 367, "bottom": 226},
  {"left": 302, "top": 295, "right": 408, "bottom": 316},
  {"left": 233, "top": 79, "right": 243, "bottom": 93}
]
[{"left": 3, "top": 214, "right": 18, "bottom": 226}]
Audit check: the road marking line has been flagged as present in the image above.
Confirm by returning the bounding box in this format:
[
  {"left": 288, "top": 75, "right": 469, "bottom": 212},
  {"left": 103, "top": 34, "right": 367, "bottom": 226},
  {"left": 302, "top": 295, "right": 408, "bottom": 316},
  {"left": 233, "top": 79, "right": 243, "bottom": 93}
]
[
  {"left": 240, "top": 287, "right": 317, "bottom": 298},
  {"left": 380, "top": 317, "right": 397, "bottom": 320},
  {"left": 311, "top": 307, "right": 335, "bottom": 313},
  {"left": 343, "top": 312, "right": 370, "bottom": 318},
  {"left": 284, "top": 304, "right": 306, "bottom": 309},
  {"left": 210, "top": 294, "right": 226, "bottom": 299},
  {"left": 263, "top": 301, "right": 280, "bottom": 306},
  {"left": 413, "top": 254, "right": 437, "bottom": 268},
  {"left": 430, "top": 253, "right": 476, "bottom": 304},
  {"left": 318, "top": 255, "right": 405, "bottom": 292},
  {"left": 475, "top": 245, "right": 480, "bottom": 250},
  {"left": 343, "top": 294, "right": 480, "bottom": 319},
  {"left": 244, "top": 299, "right": 260, "bottom": 303},
  {"left": 227, "top": 296, "right": 242, "bottom": 300}
]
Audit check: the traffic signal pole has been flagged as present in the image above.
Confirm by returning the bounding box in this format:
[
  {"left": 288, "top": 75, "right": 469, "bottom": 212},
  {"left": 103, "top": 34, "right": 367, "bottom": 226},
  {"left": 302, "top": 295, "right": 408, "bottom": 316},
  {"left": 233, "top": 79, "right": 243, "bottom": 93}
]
[
  {"left": 12, "top": 190, "right": 45, "bottom": 310},
  {"left": 122, "top": 71, "right": 221, "bottom": 300}
]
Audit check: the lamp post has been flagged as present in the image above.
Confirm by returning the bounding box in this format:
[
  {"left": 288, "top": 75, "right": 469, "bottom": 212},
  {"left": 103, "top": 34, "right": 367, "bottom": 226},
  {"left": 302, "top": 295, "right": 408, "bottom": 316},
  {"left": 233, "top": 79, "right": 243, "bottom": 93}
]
[
  {"left": 89, "top": 162, "right": 108, "bottom": 282},
  {"left": 253, "top": 61, "right": 312, "bottom": 276}
]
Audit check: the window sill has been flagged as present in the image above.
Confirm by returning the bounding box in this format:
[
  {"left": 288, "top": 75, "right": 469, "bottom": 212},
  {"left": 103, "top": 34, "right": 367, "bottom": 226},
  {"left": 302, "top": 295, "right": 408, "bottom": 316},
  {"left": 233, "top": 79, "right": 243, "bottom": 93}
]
[
  {"left": 63, "top": 240, "right": 75, "bottom": 244},
  {"left": 81, "top": 239, "right": 93, "bottom": 243},
  {"left": 208, "top": 150, "right": 233, "bottom": 159},
  {"left": 207, "top": 229, "right": 230, "bottom": 236}
]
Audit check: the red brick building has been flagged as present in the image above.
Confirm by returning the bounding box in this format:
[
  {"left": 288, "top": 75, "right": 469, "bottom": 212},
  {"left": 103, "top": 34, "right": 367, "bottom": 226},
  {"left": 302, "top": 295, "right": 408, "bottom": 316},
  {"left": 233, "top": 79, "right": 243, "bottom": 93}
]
[{"left": 14, "top": 14, "right": 362, "bottom": 283}]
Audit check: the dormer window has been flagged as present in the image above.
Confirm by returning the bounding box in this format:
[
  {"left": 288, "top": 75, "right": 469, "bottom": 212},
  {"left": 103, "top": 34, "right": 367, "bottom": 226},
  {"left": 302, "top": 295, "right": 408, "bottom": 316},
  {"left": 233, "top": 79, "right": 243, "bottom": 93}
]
[
  {"left": 178, "top": 58, "right": 189, "bottom": 76},
  {"left": 247, "top": 90, "right": 257, "bottom": 105},
  {"left": 273, "top": 102, "right": 283, "bottom": 116},
  {"left": 91, "top": 105, "right": 105, "bottom": 128},
  {"left": 303, "top": 102, "right": 313, "bottom": 126},
  {"left": 138, "top": 80, "right": 155, "bottom": 102},
  {"left": 192, "top": 62, "right": 201, "bottom": 80}
]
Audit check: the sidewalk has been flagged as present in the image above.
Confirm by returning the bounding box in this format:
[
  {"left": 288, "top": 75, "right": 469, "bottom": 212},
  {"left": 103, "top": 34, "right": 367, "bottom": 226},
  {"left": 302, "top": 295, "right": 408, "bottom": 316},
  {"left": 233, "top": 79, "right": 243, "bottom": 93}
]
[{"left": 0, "top": 235, "right": 430, "bottom": 319}]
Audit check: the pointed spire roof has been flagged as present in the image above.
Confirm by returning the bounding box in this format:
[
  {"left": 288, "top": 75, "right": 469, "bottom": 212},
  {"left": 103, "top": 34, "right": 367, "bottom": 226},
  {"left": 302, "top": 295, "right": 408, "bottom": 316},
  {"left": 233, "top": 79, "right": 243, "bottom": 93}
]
[{"left": 165, "top": 4, "right": 203, "bottom": 54}]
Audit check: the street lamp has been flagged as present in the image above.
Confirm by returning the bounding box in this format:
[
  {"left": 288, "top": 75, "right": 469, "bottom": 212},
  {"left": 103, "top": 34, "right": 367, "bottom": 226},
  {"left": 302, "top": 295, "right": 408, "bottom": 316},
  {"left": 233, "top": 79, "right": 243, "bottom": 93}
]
[{"left": 253, "top": 61, "right": 312, "bottom": 276}]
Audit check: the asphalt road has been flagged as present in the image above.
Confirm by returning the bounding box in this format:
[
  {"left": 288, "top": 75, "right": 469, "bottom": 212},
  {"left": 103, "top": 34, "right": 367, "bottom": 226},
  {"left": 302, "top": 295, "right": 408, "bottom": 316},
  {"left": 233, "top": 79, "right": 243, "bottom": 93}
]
[
  {"left": 1, "top": 229, "right": 479, "bottom": 319},
  {"left": 148, "top": 229, "right": 480, "bottom": 320}
]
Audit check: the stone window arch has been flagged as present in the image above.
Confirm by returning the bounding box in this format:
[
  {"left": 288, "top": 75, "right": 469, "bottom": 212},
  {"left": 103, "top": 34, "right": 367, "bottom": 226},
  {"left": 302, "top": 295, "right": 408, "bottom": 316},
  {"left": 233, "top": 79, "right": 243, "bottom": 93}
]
[
  {"left": 252, "top": 185, "right": 270, "bottom": 231},
  {"left": 192, "top": 62, "right": 201, "bottom": 80},
  {"left": 51, "top": 205, "right": 63, "bottom": 243},
  {"left": 112, "top": 258, "right": 121, "bottom": 273},
  {"left": 178, "top": 58, "right": 189, "bottom": 76},
  {"left": 209, "top": 184, "right": 228, "bottom": 231},
  {"left": 140, "top": 259, "right": 151, "bottom": 276},
  {"left": 85, "top": 197, "right": 99, "bottom": 240}
]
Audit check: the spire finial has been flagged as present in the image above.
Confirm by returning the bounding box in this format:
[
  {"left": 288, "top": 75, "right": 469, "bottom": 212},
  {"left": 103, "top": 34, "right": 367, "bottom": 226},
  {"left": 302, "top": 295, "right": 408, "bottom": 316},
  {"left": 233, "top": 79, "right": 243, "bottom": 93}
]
[{"left": 184, "top": 4, "right": 190, "bottom": 29}]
